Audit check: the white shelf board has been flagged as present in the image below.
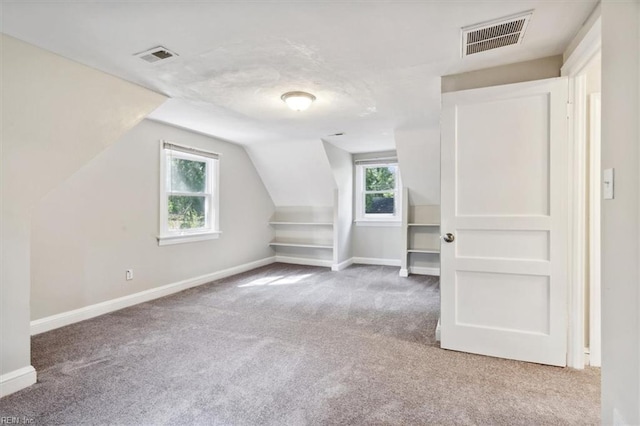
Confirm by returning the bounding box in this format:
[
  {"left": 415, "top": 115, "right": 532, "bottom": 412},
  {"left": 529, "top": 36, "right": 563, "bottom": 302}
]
[
  {"left": 408, "top": 223, "right": 440, "bottom": 227},
  {"left": 407, "top": 248, "right": 440, "bottom": 254},
  {"left": 269, "top": 241, "right": 333, "bottom": 249},
  {"left": 269, "top": 222, "right": 333, "bottom": 226}
]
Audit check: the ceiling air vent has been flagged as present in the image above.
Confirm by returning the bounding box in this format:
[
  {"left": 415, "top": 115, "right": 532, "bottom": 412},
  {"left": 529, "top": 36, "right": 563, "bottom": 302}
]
[
  {"left": 134, "top": 46, "right": 178, "bottom": 64},
  {"left": 461, "top": 11, "right": 533, "bottom": 57}
]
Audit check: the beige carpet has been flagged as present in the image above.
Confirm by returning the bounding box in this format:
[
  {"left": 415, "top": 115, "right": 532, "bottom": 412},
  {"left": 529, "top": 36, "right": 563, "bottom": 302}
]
[{"left": 0, "top": 263, "right": 600, "bottom": 425}]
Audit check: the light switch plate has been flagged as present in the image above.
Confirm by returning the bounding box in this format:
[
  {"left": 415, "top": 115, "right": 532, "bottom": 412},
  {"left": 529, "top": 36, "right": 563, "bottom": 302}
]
[{"left": 603, "top": 168, "right": 614, "bottom": 200}]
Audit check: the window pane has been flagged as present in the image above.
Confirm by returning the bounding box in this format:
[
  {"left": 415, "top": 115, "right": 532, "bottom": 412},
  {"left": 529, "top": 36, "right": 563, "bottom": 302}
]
[
  {"left": 168, "top": 196, "right": 206, "bottom": 230},
  {"left": 365, "top": 166, "right": 396, "bottom": 191},
  {"left": 168, "top": 157, "right": 207, "bottom": 193},
  {"left": 365, "top": 193, "right": 395, "bottom": 214}
]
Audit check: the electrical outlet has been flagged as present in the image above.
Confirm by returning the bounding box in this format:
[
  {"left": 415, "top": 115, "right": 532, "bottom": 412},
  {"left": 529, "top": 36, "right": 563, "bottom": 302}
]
[{"left": 126, "top": 269, "right": 133, "bottom": 281}]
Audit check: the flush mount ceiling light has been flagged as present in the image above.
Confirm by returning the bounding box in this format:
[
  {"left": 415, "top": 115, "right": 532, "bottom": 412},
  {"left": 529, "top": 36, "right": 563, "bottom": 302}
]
[{"left": 281, "top": 91, "right": 316, "bottom": 111}]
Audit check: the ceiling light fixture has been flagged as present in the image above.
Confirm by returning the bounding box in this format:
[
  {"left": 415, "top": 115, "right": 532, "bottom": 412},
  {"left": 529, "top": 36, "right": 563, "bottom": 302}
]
[{"left": 281, "top": 91, "right": 316, "bottom": 111}]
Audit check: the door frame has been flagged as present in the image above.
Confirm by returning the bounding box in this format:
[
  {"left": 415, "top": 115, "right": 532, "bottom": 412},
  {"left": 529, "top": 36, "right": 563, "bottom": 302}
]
[
  {"left": 560, "top": 15, "right": 601, "bottom": 369},
  {"left": 588, "top": 92, "right": 601, "bottom": 367}
]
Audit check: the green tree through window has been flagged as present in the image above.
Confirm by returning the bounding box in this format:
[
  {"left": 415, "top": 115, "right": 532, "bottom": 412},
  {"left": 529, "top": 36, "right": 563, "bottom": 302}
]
[
  {"left": 365, "top": 166, "right": 397, "bottom": 214},
  {"left": 168, "top": 157, "right": 207, "bottom": 230}
]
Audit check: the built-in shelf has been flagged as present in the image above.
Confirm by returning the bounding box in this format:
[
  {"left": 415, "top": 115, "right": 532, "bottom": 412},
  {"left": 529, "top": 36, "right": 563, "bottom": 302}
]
[
  {"left": 269, "top": 222, "right": 333, "bottom": 226},
  {"left": 407, "top": 248, "right": 440, "bottom": 254},
  {"left": 269, "top": 241, "right": 333, "bottom": 249},
  {"left": 269, "top": 204, "right": 337, "bottom": 268},
  {"left": 400, "top": 191, "right": 441, "bottom": 277}
]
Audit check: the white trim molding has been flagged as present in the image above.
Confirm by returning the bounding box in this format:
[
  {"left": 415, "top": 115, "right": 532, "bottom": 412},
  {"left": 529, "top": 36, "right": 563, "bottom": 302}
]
[
  {"left": 275, "top": 255, "right": 333, "bottom": 268},
  {"left": 331, "top": 258, "right": 354, "bottom": 271},
  {"left": 561, "top": 14, "right": 601, "bottom": 76},
  {"left": 31, "top": 256, "right": 276, "bottom": 335},
  {"left": 239, "top": 256, "right": 400, "bottom": 270},
  {"left": 409, "top": 266, "right": 440, "bottom": 276},
  {"left": 588, "top": 92, "right": 602, "bottom": 368},
  {"left": 157, "top": 230, "right": 221, "bottom": 246},
  {"left": 0, "top": 366, "right": 37, "bottom": 398},
  {"left": 158, "top": 141, "right": 221, "bottom": 246},
  {"left": 561, "top": 13, "right": 601, "bottom": 370},
  {"left": 400, "top": 266, "right": 440, "bottom": 277},
  {"left": 352, "top": 257, "right": 401, "bottom": 267}
]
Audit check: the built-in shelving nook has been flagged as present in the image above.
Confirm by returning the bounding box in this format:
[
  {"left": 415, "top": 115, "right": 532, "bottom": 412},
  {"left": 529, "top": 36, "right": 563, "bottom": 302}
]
[
  {"left": 269, "top": 205, "right": 335, "bottom": 268},
  {"left": 400, "top": 188, "right": 441, "bottom": 277}
]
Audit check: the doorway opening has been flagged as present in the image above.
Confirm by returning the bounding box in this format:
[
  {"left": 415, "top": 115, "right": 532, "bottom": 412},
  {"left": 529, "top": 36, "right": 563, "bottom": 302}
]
[{"left": 561, "top": 22, "right": 602, "bottom": 369}]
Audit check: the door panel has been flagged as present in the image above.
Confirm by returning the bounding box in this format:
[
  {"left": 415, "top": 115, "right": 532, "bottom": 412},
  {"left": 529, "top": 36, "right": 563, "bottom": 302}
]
[
  {"left": 456, "top": 230, "right": 549, "bottom": 261},
  {"left": 441, "top": 78, "right": 568, "bottom": 366},
  {"left": 456, "top": 94, "right": 551, "bottom": 216}
]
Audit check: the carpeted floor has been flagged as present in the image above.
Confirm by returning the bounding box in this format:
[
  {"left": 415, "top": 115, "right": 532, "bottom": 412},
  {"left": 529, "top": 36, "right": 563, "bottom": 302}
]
[{"left": 0, "top": 263, "right": 600, "bottom": 425}]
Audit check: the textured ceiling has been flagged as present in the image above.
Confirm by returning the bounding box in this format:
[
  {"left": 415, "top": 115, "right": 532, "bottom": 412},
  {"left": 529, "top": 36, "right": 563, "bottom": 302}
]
[{"left": 1, "top": 0, "right": 597, "bottom": 152}]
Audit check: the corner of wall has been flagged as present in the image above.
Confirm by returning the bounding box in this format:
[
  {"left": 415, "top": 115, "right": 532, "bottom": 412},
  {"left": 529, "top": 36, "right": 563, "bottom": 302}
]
[{"left": 1, "top": 34, "right": 165, "bottom": 389}]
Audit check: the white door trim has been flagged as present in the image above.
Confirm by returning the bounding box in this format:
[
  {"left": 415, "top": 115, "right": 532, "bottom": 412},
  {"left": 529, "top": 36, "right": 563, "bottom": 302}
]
[
  {"left": 566, "top": 72, "right": 588, "bottom": 370},
  {"left": 561, "top": 15, "right": 601, "bottom": 369},
  {"left": 589, "top": 93, "right": 602, "bottom": 367},
  {"left": 561, "top": 16, "right": 601, "bottom": 77}
]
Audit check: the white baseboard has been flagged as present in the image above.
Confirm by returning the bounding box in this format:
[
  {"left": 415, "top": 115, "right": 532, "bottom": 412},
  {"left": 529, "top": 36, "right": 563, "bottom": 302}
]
[
  {"left": 0, "top": 366, "right": 37, "bottom": 398},
  {"left": 352, "top": 257, "right": 401, "bottom": 267},
  {"left": 276, "top": 256, "right": 401, "bottom": 270},
  {"left": 275, "top": 255, "right": 333, "bottom": 268},
  {"left": 409, "top": 266, "right": 440, "bottom": 276},
  {"left": 31, "top": 256, "right": 276, "bottom": 335},
  {"left": 399, "top": 268, "right": 409, "bottom": 277},
  {"left": 331, "top": 258, "right": 354, "bottom": 271}
]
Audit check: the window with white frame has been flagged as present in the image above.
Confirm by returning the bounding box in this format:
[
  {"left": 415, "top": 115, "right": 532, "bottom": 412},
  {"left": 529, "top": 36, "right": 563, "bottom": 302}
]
[
  {"left": 158, "top": 141, "right": 220, "bottom": 246},
  {"left": 355, "top": 160, "right": 402, "bottom": 223}
]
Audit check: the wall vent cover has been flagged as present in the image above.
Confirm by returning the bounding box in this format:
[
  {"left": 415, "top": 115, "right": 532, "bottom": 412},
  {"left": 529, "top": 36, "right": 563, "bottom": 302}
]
[
  {"left": 461, "top": 11, "right": 533, "bottom": 57},
  {"left": 134, "top": 46, "right": 179, "bottom": 64}
]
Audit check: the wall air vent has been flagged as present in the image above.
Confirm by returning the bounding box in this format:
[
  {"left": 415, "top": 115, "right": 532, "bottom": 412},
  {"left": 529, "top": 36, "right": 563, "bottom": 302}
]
[
  {"left": 134, "top": 46, "right": 179, "bottom": 64},
  {"left": 461, "top": 11, "right": 533, "bottom": 57}
]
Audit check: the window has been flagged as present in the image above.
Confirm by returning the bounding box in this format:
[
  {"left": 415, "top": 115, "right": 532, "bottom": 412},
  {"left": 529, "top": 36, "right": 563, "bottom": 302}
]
[
  {"left": 158, "top": 141, "right": 220, "bottom": 246},
  {"left": 355, "top": 160, "right": 402, "bottom": 224}
]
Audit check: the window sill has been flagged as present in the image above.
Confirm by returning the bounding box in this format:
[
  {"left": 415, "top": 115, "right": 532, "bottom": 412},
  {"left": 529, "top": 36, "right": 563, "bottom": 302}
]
[
  {"left": 354, "top": 220, "right": 402, "bottom": 227},
  {"left": 157, "top": 231, "right": 222, "bottom": 246}
]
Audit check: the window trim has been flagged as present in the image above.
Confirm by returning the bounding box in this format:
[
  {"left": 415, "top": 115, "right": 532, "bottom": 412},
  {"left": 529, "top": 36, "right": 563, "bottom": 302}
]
[
  {"left": 157, "top": 141, "right": 221, "bottom": 246},
  {"left": 354, "top": 161, "right": 402, "bottom": 223}
]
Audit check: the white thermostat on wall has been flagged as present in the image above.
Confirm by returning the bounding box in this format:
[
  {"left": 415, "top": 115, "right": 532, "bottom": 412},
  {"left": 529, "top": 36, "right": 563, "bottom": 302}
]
[{"left": 603, "top": 168, "right": 614, "bottom": 200}]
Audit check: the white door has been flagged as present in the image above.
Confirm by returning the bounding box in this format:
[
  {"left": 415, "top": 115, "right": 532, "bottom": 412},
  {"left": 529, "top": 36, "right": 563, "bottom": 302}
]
[{"left": 440, "top": 78, "right": 568, "bottom": 366}]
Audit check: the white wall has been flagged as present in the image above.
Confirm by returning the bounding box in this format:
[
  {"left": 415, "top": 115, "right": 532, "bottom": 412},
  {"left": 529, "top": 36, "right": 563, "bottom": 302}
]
[
  {"left": 601, "top": 1, "right": 640, "bottom": 424},
  {"left": 31, "top": 119, "right": 275, "bottom": 320},
  {"left": 0, "top": 34, "right": 165, "bottom": 393},
  {"left": 322, "top": 140, "right": 353, "bottom": 265},
  {"left": 395, "top": 127, "right": 440, "bottom": 205},
  {"left": 246, "top": 140, "right": 335, "bottom": 207},
  {"left": 352, "top": 226, "right": 402, "bottom": 264}
]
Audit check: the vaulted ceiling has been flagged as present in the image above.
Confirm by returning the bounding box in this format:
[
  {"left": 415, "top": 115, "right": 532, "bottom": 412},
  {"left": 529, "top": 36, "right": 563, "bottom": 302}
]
[{"left": 1, "top": 0, "right": 597, "bottom": 152}]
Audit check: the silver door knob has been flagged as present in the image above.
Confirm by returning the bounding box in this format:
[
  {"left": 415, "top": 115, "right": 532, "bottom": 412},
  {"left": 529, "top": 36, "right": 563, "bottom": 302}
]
[{"left": 443, "top": 233, "right": 455, "bottom": 243}]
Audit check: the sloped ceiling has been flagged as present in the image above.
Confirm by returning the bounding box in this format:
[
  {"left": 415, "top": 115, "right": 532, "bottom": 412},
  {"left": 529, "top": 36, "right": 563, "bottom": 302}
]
[{"left": 1, "top": 0, "right": 596, "bottom": 152}]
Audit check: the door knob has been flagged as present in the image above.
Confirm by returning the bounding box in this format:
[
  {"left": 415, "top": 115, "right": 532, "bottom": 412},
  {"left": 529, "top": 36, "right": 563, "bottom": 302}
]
[{"left": 443, "top": 233, "right": 455, "bottom": 243}]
